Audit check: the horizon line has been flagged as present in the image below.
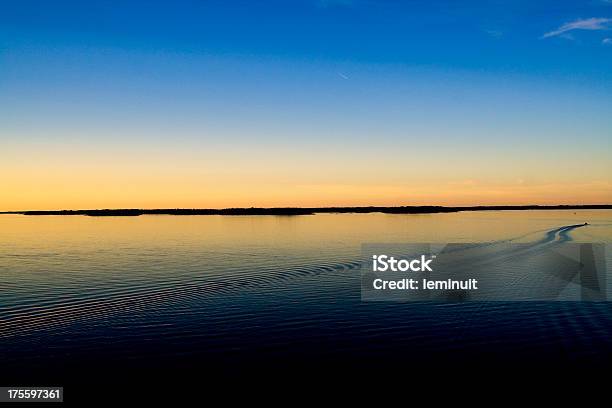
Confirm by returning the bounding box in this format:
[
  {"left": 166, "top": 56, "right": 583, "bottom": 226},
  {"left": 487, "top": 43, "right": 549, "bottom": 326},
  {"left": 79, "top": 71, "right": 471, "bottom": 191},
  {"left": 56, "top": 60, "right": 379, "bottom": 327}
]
[{"left": 2, "top": 204, "right": 612, "bottom": 217}]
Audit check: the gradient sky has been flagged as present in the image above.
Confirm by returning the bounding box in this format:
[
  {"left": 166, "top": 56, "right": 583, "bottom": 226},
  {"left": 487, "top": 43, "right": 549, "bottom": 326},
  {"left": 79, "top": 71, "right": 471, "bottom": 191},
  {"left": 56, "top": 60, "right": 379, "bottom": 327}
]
[{"left": 1, "top": 0, "right": 612, "bottom": 210}]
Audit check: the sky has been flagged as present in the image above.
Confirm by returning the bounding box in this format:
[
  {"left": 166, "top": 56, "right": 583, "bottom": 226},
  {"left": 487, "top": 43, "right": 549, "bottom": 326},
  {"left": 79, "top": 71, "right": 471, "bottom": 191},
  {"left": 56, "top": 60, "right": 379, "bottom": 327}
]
[{"left": 1, "top": 0, "right": 611, "bottom": 210}]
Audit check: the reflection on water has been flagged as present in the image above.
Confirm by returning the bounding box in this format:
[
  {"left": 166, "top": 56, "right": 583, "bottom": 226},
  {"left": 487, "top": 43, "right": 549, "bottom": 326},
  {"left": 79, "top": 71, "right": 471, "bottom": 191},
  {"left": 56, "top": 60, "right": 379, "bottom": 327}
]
[{"left": 1, "top": 210, "right": 612, "bottom": 382}]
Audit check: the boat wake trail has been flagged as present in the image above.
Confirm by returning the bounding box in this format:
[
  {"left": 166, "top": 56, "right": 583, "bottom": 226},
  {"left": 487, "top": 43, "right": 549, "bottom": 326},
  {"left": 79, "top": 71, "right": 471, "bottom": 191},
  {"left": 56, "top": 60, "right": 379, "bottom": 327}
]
[{"left": 538, "top": 223, "right": 586, "bottom": 244}]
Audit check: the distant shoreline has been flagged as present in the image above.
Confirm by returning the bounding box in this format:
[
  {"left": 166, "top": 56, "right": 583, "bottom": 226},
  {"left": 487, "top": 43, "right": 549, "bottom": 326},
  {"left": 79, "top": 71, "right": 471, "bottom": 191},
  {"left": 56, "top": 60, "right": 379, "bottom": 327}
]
[{"left": 1, "top": 205, "right": 612, "bottom": 217}]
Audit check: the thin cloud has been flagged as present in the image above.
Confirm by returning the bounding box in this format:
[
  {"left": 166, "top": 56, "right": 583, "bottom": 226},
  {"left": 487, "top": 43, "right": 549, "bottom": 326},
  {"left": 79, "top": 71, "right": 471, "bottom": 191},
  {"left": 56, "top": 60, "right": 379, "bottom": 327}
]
[
  {"left": 604, "top": 37, "right": 612, "bottom": 44},
  {"left": 337, "top": 72, "right": 350, "bottom": 80},
  {"left": 542, "top": 17, "right": 612, "bottom": 39},
  {"left": 484, "top": 29, "right": 503, "bottom": 38}
]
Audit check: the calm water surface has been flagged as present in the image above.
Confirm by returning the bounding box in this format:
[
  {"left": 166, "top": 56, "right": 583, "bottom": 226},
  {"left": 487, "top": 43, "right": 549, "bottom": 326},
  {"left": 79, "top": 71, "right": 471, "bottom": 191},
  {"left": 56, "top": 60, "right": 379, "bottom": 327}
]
[{"left": 1, "top": 210, "right": 612, "bottom": 382}]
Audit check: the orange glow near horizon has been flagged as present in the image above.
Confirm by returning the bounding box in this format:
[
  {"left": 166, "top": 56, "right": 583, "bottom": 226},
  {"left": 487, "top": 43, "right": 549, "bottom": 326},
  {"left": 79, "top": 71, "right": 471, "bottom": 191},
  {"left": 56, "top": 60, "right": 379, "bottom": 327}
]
[{"left": 2, "top": 141, "right": 612, "bottom": 211}]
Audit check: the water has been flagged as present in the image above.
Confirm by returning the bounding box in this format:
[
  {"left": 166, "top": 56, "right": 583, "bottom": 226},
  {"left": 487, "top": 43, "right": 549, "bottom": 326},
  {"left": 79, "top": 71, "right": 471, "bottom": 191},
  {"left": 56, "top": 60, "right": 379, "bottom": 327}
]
[{"left": 1, "top": 210, "right": 612, "bottom": 385}]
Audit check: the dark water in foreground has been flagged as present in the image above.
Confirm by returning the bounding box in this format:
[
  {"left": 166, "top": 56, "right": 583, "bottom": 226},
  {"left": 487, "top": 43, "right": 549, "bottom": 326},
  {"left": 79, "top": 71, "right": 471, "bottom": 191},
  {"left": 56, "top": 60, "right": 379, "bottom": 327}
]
[{"left": 1, "top": 211, "right": 612, "bottom": 390}]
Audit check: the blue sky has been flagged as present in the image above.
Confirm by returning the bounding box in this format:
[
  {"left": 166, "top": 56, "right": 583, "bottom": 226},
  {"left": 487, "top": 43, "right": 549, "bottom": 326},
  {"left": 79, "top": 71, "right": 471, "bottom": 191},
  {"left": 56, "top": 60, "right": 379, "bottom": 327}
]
[
  {"left": 2, "top": 1, "right": 611, "bottom": 141},
  {"left": 1, "top": 1, "right": 611, "bottom": 209},
  {"left": 3, "top": 1, "right": 612, "bottom": 68}
]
